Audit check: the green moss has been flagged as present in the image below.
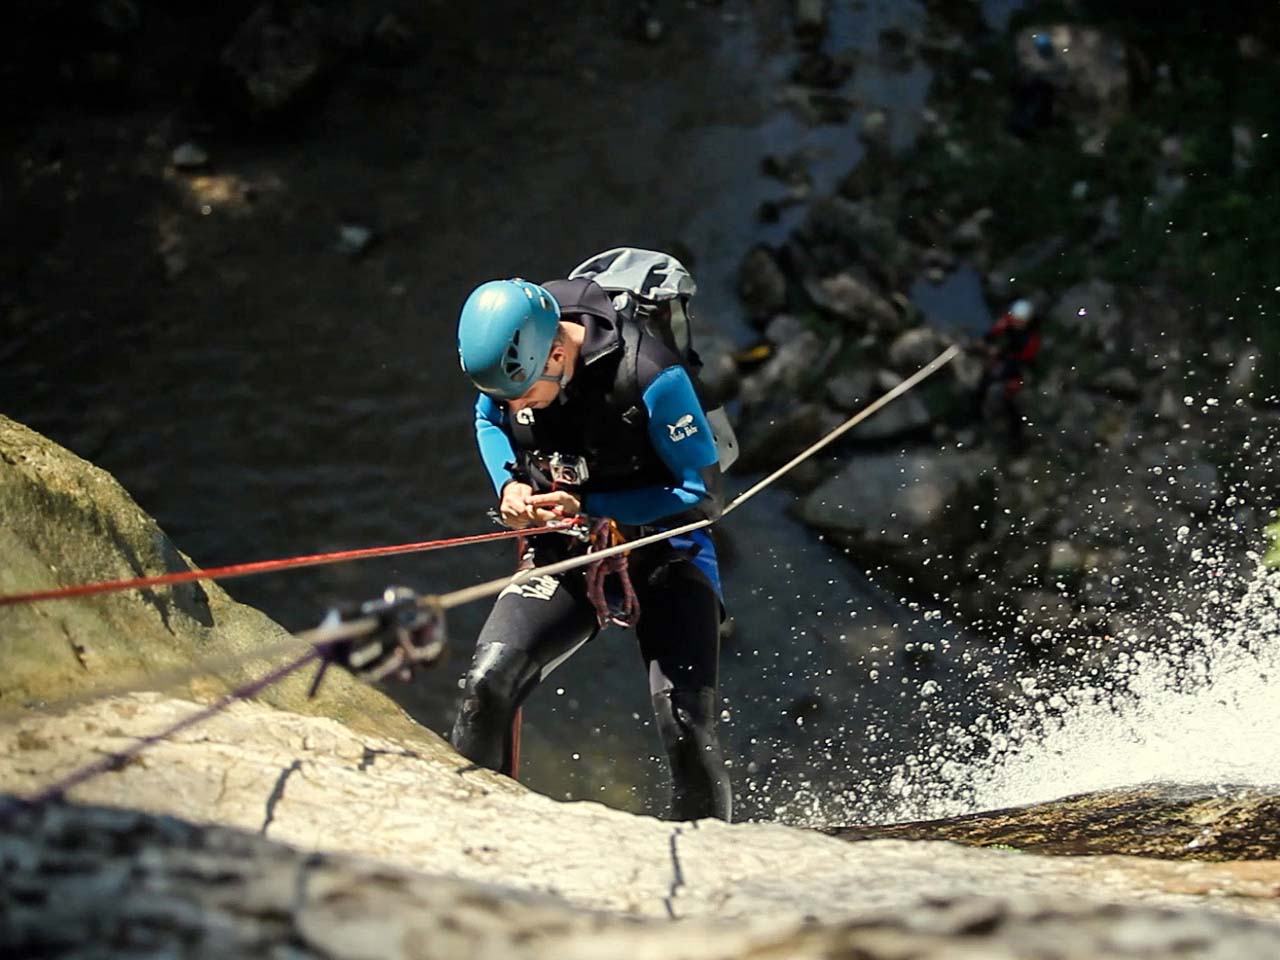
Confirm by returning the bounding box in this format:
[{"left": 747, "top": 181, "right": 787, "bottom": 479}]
[
  {"left": 1265, "top": 515, "right": 1280, "bottom": 569},
  {"left": 876, "top": 4, "right": 1280, "bottom": 374},
  {"left": 0, "top": 415, "right": 435, "bottom": 748}
]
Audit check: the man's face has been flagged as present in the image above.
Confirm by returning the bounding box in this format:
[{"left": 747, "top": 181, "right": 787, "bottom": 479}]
[
  {"left": 507, "top": 378, "right": 561, "bottom": 412},
  {"left": 506, "top": 346, "right": 567, "bottom": 413}
]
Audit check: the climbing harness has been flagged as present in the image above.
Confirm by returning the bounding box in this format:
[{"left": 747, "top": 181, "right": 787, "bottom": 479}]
[{"left": 0, "top": 345, "right": 959, "bottom": 810}]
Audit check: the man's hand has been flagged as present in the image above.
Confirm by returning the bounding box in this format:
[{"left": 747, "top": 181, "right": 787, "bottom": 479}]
[
  {"left": 498, "top": 482, "right": 538, "bottom": 529},
  {"left": 527, "top": 490, "right": 582, "bottom": 525},
  {"left": 499, "top": 485, "right": 582, "bottom": 528}
]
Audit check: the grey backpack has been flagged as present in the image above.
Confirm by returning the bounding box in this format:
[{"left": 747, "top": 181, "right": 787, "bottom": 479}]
[{"left": 568, "top": 247, "right": 739, "bottom": 470}]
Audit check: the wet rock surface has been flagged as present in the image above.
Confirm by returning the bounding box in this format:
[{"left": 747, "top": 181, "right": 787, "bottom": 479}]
[
  {"left": 830, "top": 784, "right": 1280, "bottom": 861},
  {"left": 5, "top": 693, "right": 1280, "bottom": 956},
  {"left": 0, "top": 414, "right": 425, "bottom": 744},
  {"left": 799, "top": 448, "right": 996, "bottom": 566},
  {"left": 9, "top": 799, "right": 1280, "bottom": 960},
  {"left": 3, "top": 413, "right": 1280, "bottom": 954}
]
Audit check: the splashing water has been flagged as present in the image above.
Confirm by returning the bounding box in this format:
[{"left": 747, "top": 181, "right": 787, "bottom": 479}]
[
  {"left": 756, "top": 546, "right": 1280, "bottom": 828},
  {"left": 940, "top": 564, "right": 1280, "bottom": 811},
  {"left": 884, "top": 560, "right": 1280, "bottom": 824}
]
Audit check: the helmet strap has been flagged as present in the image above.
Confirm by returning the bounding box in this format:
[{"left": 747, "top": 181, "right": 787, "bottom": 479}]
[
  {"left": 535, "top": 369, "right": 572, "bottom": 404},
  {"left": 536, "top": 353, "right": 573, "bottom": 390}
]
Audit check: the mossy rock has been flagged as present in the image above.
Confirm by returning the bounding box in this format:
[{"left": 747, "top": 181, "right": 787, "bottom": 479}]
[
  {"left": 0, "top": 415, "right": 430, "bottom": 745},
  {"left": 1264, "top": 517, "right": 1280, "bottom": 569}
]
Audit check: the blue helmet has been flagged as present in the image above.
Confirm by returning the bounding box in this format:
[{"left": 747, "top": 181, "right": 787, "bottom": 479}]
[{"left": 457, "top": 278, "right": 561, "bottom": 400}]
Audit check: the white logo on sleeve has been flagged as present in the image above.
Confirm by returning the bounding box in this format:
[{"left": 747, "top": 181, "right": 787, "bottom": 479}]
[
  {"left": 667, "top": 414, "right": 700, "bottom": 442},
  {"left": 499, "top": 575, "right": 559, "bottom": 601}
]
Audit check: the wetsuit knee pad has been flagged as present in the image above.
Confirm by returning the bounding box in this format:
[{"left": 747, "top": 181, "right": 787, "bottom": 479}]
[
  {"left": 651, "top": 686, "right": 731, "bottom": 822},
  {"left": 451, "top": 642, "right": 540, "bottom": 772},
  {"left": 652, "top": 687, "right": 719, "bottom": 756},
  {"left": 455, "top": 642, "right": 538, "bottom": 719}
]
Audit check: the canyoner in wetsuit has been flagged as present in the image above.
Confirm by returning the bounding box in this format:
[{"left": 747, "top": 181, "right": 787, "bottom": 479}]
[
  {"left": 974, "top": 298, "right": 1042, "bottom": 451},
  {"left": 450, "top": 254, "right": 733, "bottom": 822}
]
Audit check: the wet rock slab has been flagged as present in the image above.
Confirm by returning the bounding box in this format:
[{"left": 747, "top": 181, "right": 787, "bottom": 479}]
[
  {"left": 7, "top": 801, "right": 1280, "bottom": 960},
  {"left": 9, "top": 801, "right": 1280, "bottom": 960},
  {"left": 828, "top": 784, "right": 1280, "bottom": 861},
  {"left": 5, "top": 694, "right": 1280, "bottom": 937},
  {"left": 0, "top": 414, "right": 425, "bottom": 743}
]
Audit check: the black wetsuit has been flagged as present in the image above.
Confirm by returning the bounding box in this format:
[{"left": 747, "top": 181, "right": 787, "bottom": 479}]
[
  {"left": 450, "top": 278, "right": 732, "bottom": 822},
  {"left": 450, "top": 538, "right": 729, "bottom": 821}
]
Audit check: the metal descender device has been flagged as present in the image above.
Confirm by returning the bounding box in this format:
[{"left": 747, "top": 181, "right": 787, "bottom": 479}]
[{"left": 309, "top": 586, "right": 447, "bottom": 692}]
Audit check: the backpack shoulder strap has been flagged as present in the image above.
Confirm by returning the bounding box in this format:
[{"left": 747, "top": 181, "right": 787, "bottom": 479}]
[{"left": 611, "top": 317, "right": 646, "bottom": 426}]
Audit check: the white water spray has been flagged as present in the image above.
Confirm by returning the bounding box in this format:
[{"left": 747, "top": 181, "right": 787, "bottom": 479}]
[
  {"left": 759, "top": 547, "right": 1280, "bottom": 829},
  {"left": 900, "top": 558, "right": 1280, "bottom": 822}
]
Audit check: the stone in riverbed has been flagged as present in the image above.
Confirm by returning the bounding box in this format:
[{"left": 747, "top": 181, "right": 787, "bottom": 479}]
[
  {"left": 888, "top": 327, "right": 949, "bottom": 373},
  {"left": 826, "top": 369, "right": 875, "bottom": 411},
  {"left": 336, "top": 223, "right": 375, "bottom": 256},
  {"left": 1092, "top": 367, "right": 1141, "bottom": 398},
  {"left": 1047, "top": 540, "right": 1084, "bottom": 576},
  {"left": 799, "top": 448, "right": 995, "bottom": 551},
  {"left": 1226, "top": 346, "right": 1262, "bottom": 399},
  {"left": 735, "top": 402, "right": 845, "bottom": 472},
  {"left": 738, "top": 245, "right": 789, "bottom": 321},
  {"left": 1168, "top": 460, "right": 1221, "bottom": 513},
  {"left": 793, "top": 0, "right": 826, "bottom": 47},
  {"left": 738, "top": 329, "right": 838, "bottom": 407},
  {"left": 170, "top": 142, "right": 209, "bottom": 169},
  {"left": 859, "top": 109, "right": 890, "bottom": 149},
  {"left": 218, "top": 2, "right": 358, "bottom": 118},
  {"left": 807, "top": 270, "right": 901, "bottom": 333},
  {"left": 765, "top": 312, "right": 808, "bottom": 344},
  {"left": 849, "top": 391, "right": 933, "bottom": 441},
  {"left": 1050, "top": 279, "right": 1122, "bottom": 349}
]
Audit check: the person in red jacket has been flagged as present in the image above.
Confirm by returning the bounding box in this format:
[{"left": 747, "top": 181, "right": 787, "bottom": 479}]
[{"left": 974, "top": 298, "right": 1041, "bottom": 451}]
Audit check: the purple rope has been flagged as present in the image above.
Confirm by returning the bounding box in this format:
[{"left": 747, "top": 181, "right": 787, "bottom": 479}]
[
  {"left": 2, "top": 646, "right": 323, "bottom": 820},
  {"left": 583, "top": 519, "right": 640, "bottom": 629}
]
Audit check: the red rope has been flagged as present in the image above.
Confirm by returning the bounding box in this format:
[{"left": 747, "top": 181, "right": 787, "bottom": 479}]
[{"left": 0, "top": 520, "right": 584, "bottom": 607}]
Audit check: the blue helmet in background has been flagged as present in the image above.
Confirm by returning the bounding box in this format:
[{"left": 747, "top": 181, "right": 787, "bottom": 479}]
[{"left": 457, "top": 278, "right": 561, "bottom": 400}]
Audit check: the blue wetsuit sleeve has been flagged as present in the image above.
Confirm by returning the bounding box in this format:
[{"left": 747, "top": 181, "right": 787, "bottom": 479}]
[
  {"left": 580, "top": 366, "right": 721, "bottom": 525},
  {"left": 474, "top": 394, "right": 518, "bottom": 496}
]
